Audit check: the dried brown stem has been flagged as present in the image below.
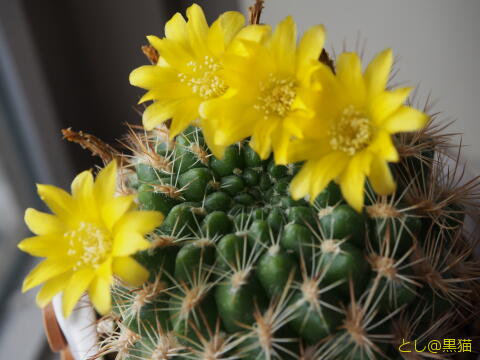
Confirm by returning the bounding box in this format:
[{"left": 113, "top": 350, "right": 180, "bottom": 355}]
[
  {"left": 319, "top": 49, "right": 335, "bottom": 73},
  {"left": 141, "top": 45, "right": 159, "bottom": 64},
  {"left": 248, "top": 0, "right": 265, "bottom": 25},
  {"left": 61, "top": 128, "right": 120, "bottom": 164}
]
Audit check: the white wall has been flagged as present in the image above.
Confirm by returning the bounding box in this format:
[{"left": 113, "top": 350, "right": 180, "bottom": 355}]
[{"left": 240, "top": 0, "right": 480, "bottom": 173}]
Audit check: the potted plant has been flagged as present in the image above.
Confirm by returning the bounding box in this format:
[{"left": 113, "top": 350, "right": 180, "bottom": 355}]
[{"left": 21, "top": 1, "right": 480, "bottom": 359}]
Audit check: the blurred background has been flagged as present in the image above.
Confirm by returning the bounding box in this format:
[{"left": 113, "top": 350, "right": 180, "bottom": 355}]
[{"left": 0, "top": 0, "right": 478, "bottom": 358}]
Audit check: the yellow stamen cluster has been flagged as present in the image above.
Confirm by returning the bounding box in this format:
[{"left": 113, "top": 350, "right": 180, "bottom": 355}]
[
  {"left": 329, "top": 105, "right": 372, "bottom": 156},
  {"left": 130, "top": 6, "right": 428, "bottom": 212},
  {"left": 65, "top": 222, "right": 112, "bottom": 270},
  {"left": 178, "top": 56, "right": 227, "bottom": 99},
  {"left": 254, "top": 74, "right": 296, "bottom": 119},
  {"left": 19, "top": 160, "right": 162, "bottom": 318}
]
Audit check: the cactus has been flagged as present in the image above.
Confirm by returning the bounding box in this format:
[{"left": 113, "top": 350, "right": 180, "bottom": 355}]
[
  {"left": 89, "top": 118, "right": 479, "bottom": 360},
  {"left": 11, "top": 2, "right": 475, "bottom": 357}
]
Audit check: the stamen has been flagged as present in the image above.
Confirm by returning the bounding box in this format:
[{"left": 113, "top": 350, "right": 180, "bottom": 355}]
[
  {"left": 65, "top": 222, "right": 111, "bottom": 270},
  {"left": 254, "top": 73, "right": 296, "bottom": 119},
  {"left": 329, "top": 105, "right": 372, "bottom": 155},
  {"left": 177, "top": 56, "right": 227, "bottom": 99}
]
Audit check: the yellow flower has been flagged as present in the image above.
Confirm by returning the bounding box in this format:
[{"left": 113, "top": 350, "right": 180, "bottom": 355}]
[
  {"left": 129, "top": 3, "right": 256, "bottom": 155},
  {"left": 200, "top": 16, "right": 326, "bottom": 162},
  {"left": 289, "top": 49, "right": 429, "bottom": 211},
  {"left": 18, "top": 161, "right": 163, "bottom": 317}
]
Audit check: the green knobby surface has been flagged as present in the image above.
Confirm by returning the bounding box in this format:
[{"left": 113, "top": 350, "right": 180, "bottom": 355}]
[{"left": 104, "top": 126, "right": 475, "bottom": 360}]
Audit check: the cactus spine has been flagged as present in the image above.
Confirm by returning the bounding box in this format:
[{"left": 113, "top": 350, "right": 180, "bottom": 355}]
[{"left": 91, "top": 120, "right": 479, "bottom": 360}]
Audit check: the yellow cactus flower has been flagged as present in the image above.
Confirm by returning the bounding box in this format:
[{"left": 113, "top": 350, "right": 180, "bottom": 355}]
[
  {"left": 18, "top": 161, "right": 163, "bottom": 317},
  {"left": 200, "top": 16, "right": 326, "bottom": 162},
  {"left": 129, "top": 3, "right": 262, "bottom": 155},
  {"left": 289, "top": 49, "right": 429, "bottom": 211}
]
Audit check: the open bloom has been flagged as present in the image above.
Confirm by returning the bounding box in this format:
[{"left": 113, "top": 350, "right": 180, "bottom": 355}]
[
  {"left": 129, "top": 4, "right": 254, "bottom": 155},
  {"left": 200, "top": 16, "right": 326, "bottom": 162},
  {"left": 18, "top": 161, "right": 163, "bottom": 317},
  {"left": 289, "top": 49, "right": 429, "bottom": 211}
]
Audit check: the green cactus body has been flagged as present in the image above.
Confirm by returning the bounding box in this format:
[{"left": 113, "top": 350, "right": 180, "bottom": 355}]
[{"left": 101, "top": 126, "right": 479, "bottom": 360}]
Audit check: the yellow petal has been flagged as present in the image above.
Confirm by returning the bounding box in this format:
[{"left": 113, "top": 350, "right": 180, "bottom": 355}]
[
  {"left": 142, "top": 100, "right": 181, "bottom": 131},
  {"left": 364, "top": 48, "right": 393, "bottom": 96},
  {"left": 71, "top": 170, "right": 93, "bottom": 198},
  {"left": 369, "top": 131, "right": 399, "bottom": 162},
  {"left": 336, "top": 52, "right": 366, "bottom": 105},
  {"left": 208, "top": 11, "right": 245, "bottom": 56},
  {"left": 36, "top": 272, "right": 72, "bottom": 308},
  {"left": 313, "top": 67, "right": 335, "bottom": 88},
  {"left": 218, "top": 56, "right": 254, "bottom": 87},
  {"left": 233, "top": 24, "right": 270, "bottom": 43},
  {"left": 101, "top": 195, "right": 136, "bottom": 231},
  {"left": 271, "top": 124, "right": 291, "bottom": 165},
  {"left": 62, "top": 268, "right": 95, "bottom": 318},
  {"left": 96, "top": 257, "right": 113, "bottom": 281},
  {"left": 200, "top": 97, "right": 256, "bottom": 145},
  {"left": 113, "top": 232, "right": 151, "bottom": 257},
  {"left": 129, "top": 65, "right": 179, "bottom": 90},
  {"left": 270, "top": 16, "right": 296, "bottom": 73},
  {"left": 89, "top": 277, "right": 112, "bottom": 315},
  {"left": 113, "top": 257, "right": 149, "bottom": 287},
  {"left": 283, "top": 114, "right": 305, "bottom": 140},
  {"left": 288, "top": 139, "right": 330, "bottom": 163},
  {"left": 290, "top": 161, "right": 317, "bottom": 200},
  {"left": 18, "top": 235, "right": 67, "bottom": 257},
  {"left": 36, "top": 184, "right": 73, "bottom": 219},
  {"left": 147, "top": 34, "right": 163, "bottom": 52},
  {"left": 339, "top": 152, "right": 372, "bottom": 212},
  {"left": 157, "top": 56, "right": 169, "bottom": 67},
  {"left": 22, "top": 259, "right": 72, "bottom": 292},
  {"left": 24, "top": 208, "right": 64, "bottom": 235},
  {"left": 296, "top": 24, "right": 325, "bottom": 83},
  {"left": 214, "top": 118, "right": 256, "bottom": 147},
  {"left": 150, "top": 38, "right": 194, "bottom": 71},
  {"left": 113, "top": 210, "right": 163, "bottom": 236},
  {"left": 138, "top": 83, "right": 192, "bottom": 103},
  {"left": 309, "top": 152, "right": 350, "bottom": 199},
  {"left": 169, "top": 98, "right": 201, "bottom": 137},
  {"left": 250, "top": 118, "right": 277, "bottom": 160},
  {"left": 369, "top": 87, "right": 412, "bottom": 124},
  {"left": 227, "top": 24, "right": 271, "bottom": 56},
  {"left": 186, "top": 3, "right": 209, "bottom": 57},
  {"left": 200, "top": 118, "right": 227, "bottom": 159},
  {"left": 369, "top": 157, "right": 396, "bottom": 196},
  {"left": 220, "top": 11, "right": 245, "bottom": 44},
  {"left": 383, "top": 106, "right": 429, "bottom": 133},
  {"left": 94, "top": 161, "right": 117, "bottom": 206},
  {"left": 165, "top": 12, "right": 188, "bottom": 44},
  {"left": 71, "top": 170, "right": 97, "bottom": 220}
]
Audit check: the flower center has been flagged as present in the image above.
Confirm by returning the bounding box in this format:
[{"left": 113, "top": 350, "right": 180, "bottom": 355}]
[
  {"left": 178, "top": 56, "right": 227, "bottom": 99},
  {"left": 329, "top": 105, "right": 372, "bottom": 156},
  {"left": 65, "top": 222, "right": 112, "bottom": 270},
  {"left": 254, "top": 74, "right": 296, "bottom": 119}
]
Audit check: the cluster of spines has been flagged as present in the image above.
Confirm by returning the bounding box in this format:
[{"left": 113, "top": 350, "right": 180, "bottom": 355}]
[{"left": 91, "top": 113, "right": 480, "bottom": 360}]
